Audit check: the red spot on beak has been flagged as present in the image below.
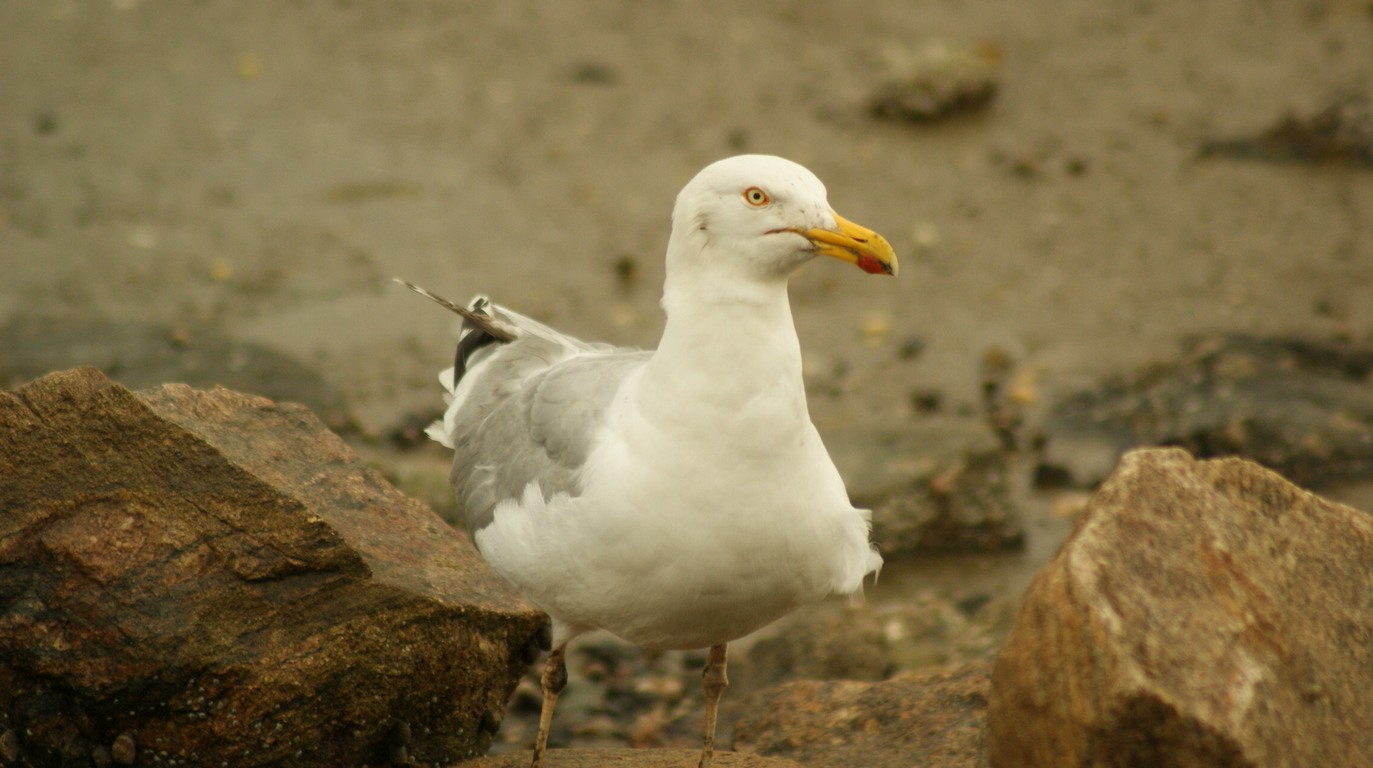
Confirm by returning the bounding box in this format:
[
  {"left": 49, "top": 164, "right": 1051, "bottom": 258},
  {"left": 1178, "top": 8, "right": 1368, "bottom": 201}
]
[{"left": 857, "top": 254, "right": 892, "bottom": 275}]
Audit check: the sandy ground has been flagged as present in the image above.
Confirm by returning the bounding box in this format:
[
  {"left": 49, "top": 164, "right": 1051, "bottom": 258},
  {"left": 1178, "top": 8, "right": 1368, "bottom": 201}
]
[
  {"left": 4, "top": 0, "right": 1370, "bottom": 436},
  {"left": 3, "top": 1, "right": 1372, "bottom": 758}
]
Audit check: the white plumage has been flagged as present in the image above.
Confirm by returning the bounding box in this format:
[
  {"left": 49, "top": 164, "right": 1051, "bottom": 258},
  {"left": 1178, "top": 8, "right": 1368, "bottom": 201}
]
[{"left": 405, "top": 154, "right": 897, "bottom": 768}]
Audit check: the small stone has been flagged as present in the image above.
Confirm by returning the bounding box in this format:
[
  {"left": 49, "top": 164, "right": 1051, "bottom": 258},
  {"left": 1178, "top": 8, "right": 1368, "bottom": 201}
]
[
  {"left": 235, "top": 52, "right": 262, "bottom": 80},
  {"left": 111, "top": 733, "right": 136, "bottom": 766},
  {"left": 33, "top": 111, "right": 59, "bottom": 135},
  {"left": 569, "top": 61, "right": 616, "bottom": 85},
  {"left": 632, "top": 674, "right": 683, "bottom": 702},
  {"left": 0, "top": 729, "right": 18, "bottom": 761},
  {"left": 897, "top": 336, "right": 926, "bottom": 360},
  {"left": 861, "top": 311, "right": 892, "bottom": 340},
  {"left": 869, "top": 40, "right": 1000, "bottom": 123},
  {"left": 627, "top": 709, "right": 668, "bottom": 748},
  {"left": 612, "top": 255, "right": 639, "bottom": 289},
  {"left": 910, "top": 389, "right": 943, "bottom": 414},
  {"left": 208, "top": 259, "right": 234, "bottom": 282},
  {"left": 92, "top": 746, "right": 113, "bottom": 768}
]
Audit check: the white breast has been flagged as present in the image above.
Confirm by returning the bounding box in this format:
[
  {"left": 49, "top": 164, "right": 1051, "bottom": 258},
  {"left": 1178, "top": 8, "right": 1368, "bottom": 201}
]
[{"left": 473, "top": 373, "right": 877, "bottom": 650}]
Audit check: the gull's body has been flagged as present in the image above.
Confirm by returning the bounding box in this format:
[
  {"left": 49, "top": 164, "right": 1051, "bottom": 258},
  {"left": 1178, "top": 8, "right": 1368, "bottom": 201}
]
[{"left": 410, "top": 154, "right": 896, "bottom": 767}]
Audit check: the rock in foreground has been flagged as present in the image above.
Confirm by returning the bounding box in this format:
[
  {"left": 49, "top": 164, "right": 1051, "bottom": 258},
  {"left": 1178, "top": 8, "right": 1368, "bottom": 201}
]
[
  {"left": 988, "top": 448, "right": 1373, "bottom": 767},
  {"left": 0, "top": 368, "right": 545, "bottom": 767}
]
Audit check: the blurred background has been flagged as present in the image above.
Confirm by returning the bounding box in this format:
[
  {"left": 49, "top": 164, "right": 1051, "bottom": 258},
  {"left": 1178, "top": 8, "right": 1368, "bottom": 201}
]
[{"left": 2, "top": 0, "right": 1371, "bottom": 755}]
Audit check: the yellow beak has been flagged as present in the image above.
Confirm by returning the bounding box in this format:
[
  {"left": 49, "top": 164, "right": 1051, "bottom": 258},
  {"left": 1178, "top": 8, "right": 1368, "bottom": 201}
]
[{"left": 803, "top": 211, "right": 898, "bottom": 277}]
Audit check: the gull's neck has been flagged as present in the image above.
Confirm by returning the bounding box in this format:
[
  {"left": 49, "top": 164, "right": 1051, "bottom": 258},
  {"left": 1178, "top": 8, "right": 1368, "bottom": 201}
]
[{"left": 636, "top": 238, "right": 809, "bottom": 441}]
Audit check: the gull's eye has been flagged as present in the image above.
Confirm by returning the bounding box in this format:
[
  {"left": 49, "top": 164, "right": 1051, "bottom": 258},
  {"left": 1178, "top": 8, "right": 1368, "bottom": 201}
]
[{"left": 742, "top": 186, "right": 771, "bottom": 207}]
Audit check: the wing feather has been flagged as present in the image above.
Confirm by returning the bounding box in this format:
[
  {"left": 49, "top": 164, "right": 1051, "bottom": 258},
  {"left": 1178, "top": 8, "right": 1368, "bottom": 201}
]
[{"left": 415, "top": 293, "right": 649, "bottom": 538}]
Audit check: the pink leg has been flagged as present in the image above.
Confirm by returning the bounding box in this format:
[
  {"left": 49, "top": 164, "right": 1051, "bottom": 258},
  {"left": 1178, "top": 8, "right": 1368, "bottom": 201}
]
[
  {"left": 697, "top": 644, "right": 729, "bottom": 768},
  {"left": 531, "top": 645, "right": 567, "bottom": 768}
]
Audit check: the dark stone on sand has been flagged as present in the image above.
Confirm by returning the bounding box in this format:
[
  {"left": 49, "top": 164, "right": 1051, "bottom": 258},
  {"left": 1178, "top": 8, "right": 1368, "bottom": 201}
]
[
  {"left": 1199, "top": 91, "right": 1373, "bottom": 168},
  {"left": 1040, "top": 334, "right": 1373, "bottom": 489},
  {"left": 736, "top": 612, "right": 895, "bottom": 698},
  {"left": 732, "top": 661, "right": 991, "bottom": 768},
  {"left": 988, "top": 448, "right": 1373, "bottom": 767},
  {"left": 0, "top": 314, "right": 355, "bottom": 432},
  {"left": 868, "top": 41, "right": 1000, "bottom": 123},
  {"left": 0, "top": 368, "right": 544, "bottom": 767},
  {"left": 110, "top": 733, "right": 135, "bottom": 765},
  {"left": 831, "top": 417, "right": 1024, "bottom": 555}
]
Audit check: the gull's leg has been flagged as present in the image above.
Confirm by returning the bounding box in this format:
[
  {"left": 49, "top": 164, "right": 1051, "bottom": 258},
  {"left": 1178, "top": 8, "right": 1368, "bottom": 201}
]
[
  {"left": 531, "top": 645, "right": 568, "bottom": 768},
  {"left": 697, "top": 643, "right": 729, "bottom": 768}
]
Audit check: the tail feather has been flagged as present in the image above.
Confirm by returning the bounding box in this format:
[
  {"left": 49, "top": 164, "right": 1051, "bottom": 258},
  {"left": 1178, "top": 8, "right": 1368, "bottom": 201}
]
[
  {"left": 394, "top": 278, "right": 518, "bottom": 390},
  {"left": 398, "top": 276, "right": 607, "bottom": 449},
  {"left": 393, "top": 278, "right": 516, "bottom": 343},
  {"left": 453, "top": 297, "right": 502, "bottom": 384}
]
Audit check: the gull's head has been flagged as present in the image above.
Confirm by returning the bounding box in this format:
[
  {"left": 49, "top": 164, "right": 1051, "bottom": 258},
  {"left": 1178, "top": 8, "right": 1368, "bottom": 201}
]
[{"left": 667, "top": 155, "right": 898, "bottom": 284}]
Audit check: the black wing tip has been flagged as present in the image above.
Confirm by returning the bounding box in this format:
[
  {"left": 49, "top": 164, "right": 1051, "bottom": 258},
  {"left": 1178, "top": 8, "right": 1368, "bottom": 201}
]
[
  {"left": 393, "top": 278, "right": 516, "bottom": 386},
  {"left": 453, "top": 299, "right": 505, "bottom": 383}
]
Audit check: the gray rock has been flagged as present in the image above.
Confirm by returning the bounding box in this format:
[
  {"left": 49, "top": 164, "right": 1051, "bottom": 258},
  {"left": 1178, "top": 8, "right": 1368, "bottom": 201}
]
[
  {"left": 868, "top": 40, "right": 1000, "bottom": 123},
  {"left": 988, "top": 448, "right": 1373, "bottom": 767},
  {"left": 737, "top": 612, "right": 895, "bottom": 697},
  {"left": 1040, "top": 334, "right": 1373, "bottom": 489},
  {"left": 0, "top": 368, "right": 544, "bottom": 767},
  {"left": 0, "top": 314, "right": 354, "bottom": 431},
  {"left": 830, "top": 417, "right": 1024, "bottom": 555},
  {"left": 1199, "top": 91, "right": 1373, "bottom": 168}
]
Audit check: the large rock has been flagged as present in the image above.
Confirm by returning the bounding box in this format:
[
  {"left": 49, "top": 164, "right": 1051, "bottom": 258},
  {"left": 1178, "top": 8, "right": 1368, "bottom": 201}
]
[
  {"left": 731, "top": 661, "right": 990, "bottom": 768},
  {"left": 0, "top": 368, "right": 545, "bottom": 767},
  {"left": 988, "top": 448, "right": 1373, "bottom": 767}
]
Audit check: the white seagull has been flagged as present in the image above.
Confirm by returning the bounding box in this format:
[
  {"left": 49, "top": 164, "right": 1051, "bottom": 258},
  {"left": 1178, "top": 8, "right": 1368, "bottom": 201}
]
[{"left": 400, "top": 154, "right": 895, "bottom": 768}]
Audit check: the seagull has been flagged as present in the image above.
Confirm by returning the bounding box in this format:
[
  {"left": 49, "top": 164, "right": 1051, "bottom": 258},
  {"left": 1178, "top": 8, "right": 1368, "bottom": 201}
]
[{"left": 399, "top": 154, "right": 895, "bottom": 768}]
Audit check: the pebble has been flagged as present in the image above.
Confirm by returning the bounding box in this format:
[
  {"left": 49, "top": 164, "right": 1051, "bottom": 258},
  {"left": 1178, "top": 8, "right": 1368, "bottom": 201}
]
[{"left": 111, "top": 733, "right": 137, "bottom": 766}]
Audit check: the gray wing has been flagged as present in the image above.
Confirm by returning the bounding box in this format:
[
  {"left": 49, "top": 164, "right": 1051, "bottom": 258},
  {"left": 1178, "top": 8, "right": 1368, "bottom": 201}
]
[{"left": 448, "top": 347, "right": 651, "bottom": 538}]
